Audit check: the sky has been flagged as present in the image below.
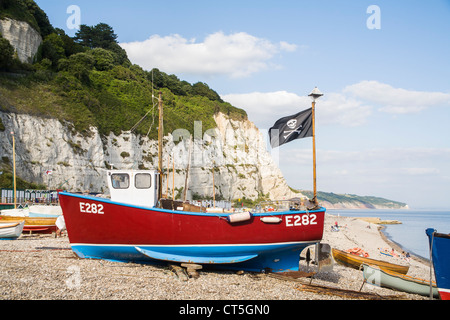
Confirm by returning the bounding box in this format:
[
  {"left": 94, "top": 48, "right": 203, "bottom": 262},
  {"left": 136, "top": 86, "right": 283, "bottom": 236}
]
[{"left": 35, "top": 0, "right": 450, "bottom": 209}]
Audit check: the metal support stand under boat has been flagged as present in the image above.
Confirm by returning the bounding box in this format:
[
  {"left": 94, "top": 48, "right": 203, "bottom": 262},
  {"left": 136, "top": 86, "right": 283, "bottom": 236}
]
[{"left": 317, "top": 243, "right": 333, "bottom": 272}]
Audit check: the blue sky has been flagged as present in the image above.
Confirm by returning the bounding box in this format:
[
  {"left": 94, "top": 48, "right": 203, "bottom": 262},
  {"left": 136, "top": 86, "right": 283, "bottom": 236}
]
[{"left": 35, "top": 0, "right": 450, "bottom": 209}]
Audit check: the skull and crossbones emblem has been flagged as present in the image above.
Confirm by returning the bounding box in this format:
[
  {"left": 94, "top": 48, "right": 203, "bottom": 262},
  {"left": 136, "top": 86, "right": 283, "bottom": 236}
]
[{"left": 283, "top": 119, "right": 303, "bottom": 139}]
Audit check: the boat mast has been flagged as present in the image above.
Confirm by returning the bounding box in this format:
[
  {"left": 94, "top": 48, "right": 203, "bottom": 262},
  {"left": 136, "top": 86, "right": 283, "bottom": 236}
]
[
  {"left": 158, "top": 91, "right": 163, "bottom": 201},
  {"left": 183, "top": 138, "right": 192, "bottom": 201}
]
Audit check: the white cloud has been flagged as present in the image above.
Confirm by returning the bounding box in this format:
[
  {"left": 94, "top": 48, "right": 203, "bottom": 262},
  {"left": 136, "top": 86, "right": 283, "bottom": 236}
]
[
  {"left": 344, "top": 80, "right": 450, "bottom": 114},
  {"left": 224, "top": 80, "right": 450, "bottom": 129},
  {"left": 318, "top": 93, "right": 372, "bottom": 127},
  {"left": 399, "top": 168, "right": 440, "bottom": 175},
  {"left": 279, "top": 41, "right": 298, "bottom": 52},
  {"left": 120, "top": 31, "right": 297, "bottom": 78},
  {"left": 223, "top": 90, "right": 372, "bottom": 129},
  {"left": 222, "top": 91, "right": 309, "bottom": 128},
  {"left": 315, "top": 147, "right": 450, "bottom": 164}
]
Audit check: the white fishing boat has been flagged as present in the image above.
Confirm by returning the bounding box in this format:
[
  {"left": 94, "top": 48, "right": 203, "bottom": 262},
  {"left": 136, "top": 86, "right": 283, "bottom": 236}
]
[
  {"left": 28, "top": 205, "right": 62, "bottom": 218},
  {"left": 1, "top": 205, "right": 62, "bottom": 218},
  {"left": 0, "top": 221, "right": 25, "bottom": 239},
  {"left": 0, "top": 208, "right": 29, "bottom": 217}
]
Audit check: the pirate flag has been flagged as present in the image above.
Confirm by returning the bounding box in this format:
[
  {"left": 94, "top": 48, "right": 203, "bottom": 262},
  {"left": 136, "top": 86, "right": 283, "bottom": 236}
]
[{"left": 269, "top": 108, "right": 313, "bottom": 148}]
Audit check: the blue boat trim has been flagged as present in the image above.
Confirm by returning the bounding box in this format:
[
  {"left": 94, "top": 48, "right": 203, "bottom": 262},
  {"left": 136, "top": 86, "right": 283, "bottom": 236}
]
[
  {"left": 70, "top": 240, "right": 317, "bottom": 249},
  {"left": 135, "top": 247, "right": 258, "bottom": 264},
  {"left": 69, "top": 240, "right": 320, "bottom": 272},
  {"left": 28, "top": 213, "right": 61, "bottom": 218}
]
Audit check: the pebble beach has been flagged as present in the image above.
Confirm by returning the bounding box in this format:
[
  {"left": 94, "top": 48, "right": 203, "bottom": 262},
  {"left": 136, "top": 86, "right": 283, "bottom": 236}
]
[{"left": 0, "top": 213, "right": 434, "bottom": 301}]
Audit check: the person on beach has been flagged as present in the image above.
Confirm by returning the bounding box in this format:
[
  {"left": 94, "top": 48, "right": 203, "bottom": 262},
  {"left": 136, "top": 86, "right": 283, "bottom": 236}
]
[
  {"left": 55, "top": 215, "right": 66, "bottom": 237},
  {"left": 402, "top": 251, "right": 411, "bottom": 261}
]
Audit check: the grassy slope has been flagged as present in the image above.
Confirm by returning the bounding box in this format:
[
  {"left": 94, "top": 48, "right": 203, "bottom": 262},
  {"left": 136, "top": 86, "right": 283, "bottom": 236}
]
[{"left": 300, "top": 190, "right": 407, "bottom": 208}]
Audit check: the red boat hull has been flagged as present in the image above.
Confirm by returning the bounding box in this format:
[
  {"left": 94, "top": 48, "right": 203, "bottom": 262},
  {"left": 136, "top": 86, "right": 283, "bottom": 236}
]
[{"left": 59, "top": 192, "right": 325, "bottom": 272}]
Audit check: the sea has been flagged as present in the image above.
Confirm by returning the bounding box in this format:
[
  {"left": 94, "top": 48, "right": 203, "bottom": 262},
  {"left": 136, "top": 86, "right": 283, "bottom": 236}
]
[{"left": 327, "top": 209, "right": 450, "bottom": 261}]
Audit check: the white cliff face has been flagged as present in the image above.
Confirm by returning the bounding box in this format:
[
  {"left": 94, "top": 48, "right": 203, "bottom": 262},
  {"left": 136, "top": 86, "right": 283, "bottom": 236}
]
[
  {"left": 0, "top": 111, "right": 301, "bottom": 201},
  {"left": 0, "top": 18, "right": 42, "bottom": 63}
]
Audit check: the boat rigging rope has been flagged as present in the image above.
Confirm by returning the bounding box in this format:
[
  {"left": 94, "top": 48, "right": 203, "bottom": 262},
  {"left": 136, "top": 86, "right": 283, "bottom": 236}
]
[
  {"left": 129, "top": 69, "right": 158, "bottom": 137},
  {"left": 129, "top": 107, "right": 154, "bottom": 133}
]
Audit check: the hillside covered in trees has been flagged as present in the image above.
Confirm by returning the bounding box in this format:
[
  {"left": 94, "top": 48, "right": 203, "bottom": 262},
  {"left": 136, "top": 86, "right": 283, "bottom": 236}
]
[{"left": 0, "top": 0, "right": 246, "bottom": 139}]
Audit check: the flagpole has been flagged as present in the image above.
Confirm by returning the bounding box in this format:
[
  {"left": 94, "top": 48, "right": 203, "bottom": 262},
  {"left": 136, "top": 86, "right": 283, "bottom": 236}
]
[
  {"left": 308, "top": 87, "right": 323, "bottom": 207},
  {"left": 11, "top": 131, "right": 16, "bottom": 209},
  {"left": 312, "top": 100, "right": 317, "bottom": 204}
]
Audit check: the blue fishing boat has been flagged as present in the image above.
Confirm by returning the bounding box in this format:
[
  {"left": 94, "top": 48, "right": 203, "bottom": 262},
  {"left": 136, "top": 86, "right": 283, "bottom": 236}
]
[{"left": 426, "top": 228, "right": 450, "bottom": 300}]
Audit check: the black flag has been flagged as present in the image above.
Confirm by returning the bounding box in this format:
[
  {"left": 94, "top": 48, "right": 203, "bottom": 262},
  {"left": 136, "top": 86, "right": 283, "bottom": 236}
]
[{"left": 269, "top": 108, "right": 313, "bottom": 148}]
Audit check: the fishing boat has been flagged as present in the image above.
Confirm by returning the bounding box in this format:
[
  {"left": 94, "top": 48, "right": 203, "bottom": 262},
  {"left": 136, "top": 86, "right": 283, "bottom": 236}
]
[
  {"left": 28, "top": 205, "right": 62, "bottom": 218},
  {"left": 0, "top": 221, "right": 25, "bottom": 239},
  {"left": 59, "top": 173, "right": 326, "bottom": 272},
  {"left": 0, "top": 207, "right": 29, "bottom": 217},
  {"left": 362, "top": 264, "right": 439, "bottom": 298},
  {"left": 332, "top": 248, "right": 409, "bottom": 274},
  {"left": 426, "top": 228, "right": 450, "bottom": 300}
]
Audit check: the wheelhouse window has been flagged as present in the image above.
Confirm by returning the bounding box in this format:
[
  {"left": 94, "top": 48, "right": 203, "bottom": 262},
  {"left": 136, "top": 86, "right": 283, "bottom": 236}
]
[
  {"left": 111, "top": 174, "right": 130, "bottom": 189},
  {"left": 135, "top": 173, "right": 152, "bottom": 189}
]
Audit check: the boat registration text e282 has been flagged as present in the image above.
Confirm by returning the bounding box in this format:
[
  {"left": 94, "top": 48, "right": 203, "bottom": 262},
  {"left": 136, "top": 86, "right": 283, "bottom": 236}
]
[
  {"left": 79, "top": 202, "right": 104, "bottom": 214},
  {"left": 285, "top": 214, "right": 317, "bottom": 227}
]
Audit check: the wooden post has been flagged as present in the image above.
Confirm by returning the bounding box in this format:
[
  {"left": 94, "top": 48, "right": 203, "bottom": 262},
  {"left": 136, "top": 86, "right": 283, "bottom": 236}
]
[
  {"left": 11, "top": 131, "right": 16, "bottom": 209},
  {"left": 212, "top": 167, "right": 215, "bottom": 208},
  {"left": 172, "top": 155, "right": 175, "bottom": 201},
  {"left": 183, "top": 138, "right": 192, "bottom": 201},
  {"left": 166, "top": 155, "right": 169, "bottom": 198},
  {"left": 158, "top": 92, "right": 163, "bottom": 201}
]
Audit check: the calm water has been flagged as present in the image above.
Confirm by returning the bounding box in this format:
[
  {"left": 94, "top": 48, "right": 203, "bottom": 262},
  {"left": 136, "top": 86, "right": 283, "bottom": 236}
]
[{"left": 328, "top": 209, "right": 450, "bottom": 260}]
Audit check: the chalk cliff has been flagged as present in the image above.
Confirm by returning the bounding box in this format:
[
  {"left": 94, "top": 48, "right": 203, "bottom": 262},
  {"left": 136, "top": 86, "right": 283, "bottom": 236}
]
[
  {"left": 0, "top": 111, "right": 301, "bottom": 201},
  {"left": 0, "top": 18, "right": 42, "bottom": 63}
]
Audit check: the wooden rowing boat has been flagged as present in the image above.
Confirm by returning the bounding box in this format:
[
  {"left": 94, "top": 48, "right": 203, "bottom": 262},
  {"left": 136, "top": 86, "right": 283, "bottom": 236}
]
[
  {"left": 0, "top": 216, "right": 57, "bottom": 234},
  {"left": 332, "top": 248, "right": 409, "bottom": 275},
  {"left": 0, "top": 215, "right": 57, "bottom": 225},
  {"left": 362, "top": 264, "right": 439, "bottom": 298}
]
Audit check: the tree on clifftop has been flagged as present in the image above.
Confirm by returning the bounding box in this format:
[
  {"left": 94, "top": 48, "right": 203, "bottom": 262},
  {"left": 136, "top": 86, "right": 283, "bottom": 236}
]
[
  {"left": 74, "top": 23, "right": 118, "bottom": 49},
  {"left": 73, "top": 23, "right": 129, "bottom": 66}
]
